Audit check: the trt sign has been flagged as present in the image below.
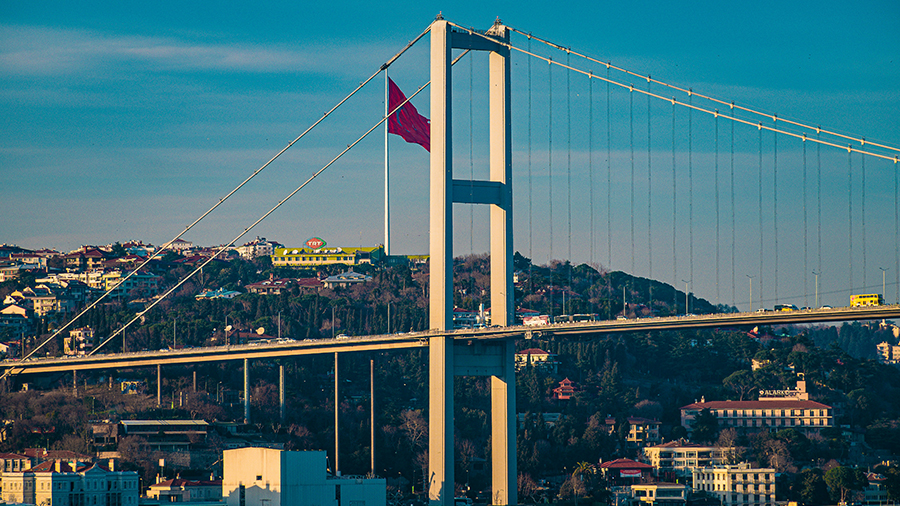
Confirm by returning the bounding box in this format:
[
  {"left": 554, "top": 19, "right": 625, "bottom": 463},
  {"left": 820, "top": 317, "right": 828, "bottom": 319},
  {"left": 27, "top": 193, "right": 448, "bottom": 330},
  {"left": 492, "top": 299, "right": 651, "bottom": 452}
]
[{"left": 305, "top": 237, "right": 326, "bottom": 249}]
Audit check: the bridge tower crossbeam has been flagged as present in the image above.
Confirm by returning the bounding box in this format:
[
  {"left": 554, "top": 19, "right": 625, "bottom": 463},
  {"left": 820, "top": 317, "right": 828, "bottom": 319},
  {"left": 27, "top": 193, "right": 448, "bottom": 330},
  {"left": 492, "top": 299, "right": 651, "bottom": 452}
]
[{"left": 428, "top": 18, "right": 516, "bottom": 506}]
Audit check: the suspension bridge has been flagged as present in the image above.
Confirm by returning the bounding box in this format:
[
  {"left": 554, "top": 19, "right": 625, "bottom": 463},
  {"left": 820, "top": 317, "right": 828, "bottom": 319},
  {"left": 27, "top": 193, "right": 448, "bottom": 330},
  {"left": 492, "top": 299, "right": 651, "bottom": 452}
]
[{"left": 4, "top": 16, "right": 900, "bottom": 505}]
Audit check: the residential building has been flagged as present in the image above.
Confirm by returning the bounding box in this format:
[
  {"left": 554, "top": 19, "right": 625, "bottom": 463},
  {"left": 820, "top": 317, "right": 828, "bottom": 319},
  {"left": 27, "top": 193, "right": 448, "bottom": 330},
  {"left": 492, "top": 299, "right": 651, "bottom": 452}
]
[
  {"left": 222, "top": 447, "right": 385, "bottom": 506},
  {"left": 691, "top": 463, "right": 775, "bottom": 506},
  {"left": 236, "top": 237, "right": 281, "bottom": 260},
  {"left": 643, "top": 440, "right": 732, "bottom": 479},
  {"left": 681, "top": 379, "right": 832, "bottom": 437},
  {"left": 514, "top": 348, "right": 559, "bottom": 372},
  {"left": 322, "top": 270, "right": 372, "bottom": 289},
  {"left": 863, "top": 472, "right": 891, "bottom": 506},
  {"left": 165, "top": 239, "right": 194, "bottom": 254},
  {"left": 65, "top": 327, "right": 95, "bottom": 356},
  {"left": 195, "top": 288, "right": 241, "bottom": 300},
  {"left": 605, "top": 417, "right": 661, "bottom": 447},
  {"left": 876, "top": 340, "right": 900, "bottom": 365},
  {"left": 629, "top": 483, "right": 688, "bottom": 506},
  {"left": 101, "top": 270, "right": 160, "bottom": 297},
  {"left": 0, "top": 304, "right": 31, "bottom": 337},
  {"left": 147, "top": 478, "right": 222, "bottom": 502},
  {"left": 599, "top": 458, "right": 654, "bottom": 487},
  {"left": 1, "top": 459, "right": 138, "bottom": 506},
  {"left": 64, "top": 247, "right": 107, "bottom": 271},
  {"left": 245, "top": 275, "right": 298, "bottom": 295}
]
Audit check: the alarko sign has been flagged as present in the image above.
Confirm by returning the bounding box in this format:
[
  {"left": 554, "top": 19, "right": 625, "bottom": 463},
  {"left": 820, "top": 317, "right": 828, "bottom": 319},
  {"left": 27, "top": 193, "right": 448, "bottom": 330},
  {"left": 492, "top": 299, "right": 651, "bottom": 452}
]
[{"left": 305, "top": 237, "right": 326, "bottom": 249}]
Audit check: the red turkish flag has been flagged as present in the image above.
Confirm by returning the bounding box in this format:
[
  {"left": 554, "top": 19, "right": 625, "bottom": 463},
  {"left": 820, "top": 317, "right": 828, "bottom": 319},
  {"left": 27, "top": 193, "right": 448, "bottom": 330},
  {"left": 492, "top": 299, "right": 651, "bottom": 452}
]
[{"left": 387, "top": 78, "right": 430, "bottom": 152}]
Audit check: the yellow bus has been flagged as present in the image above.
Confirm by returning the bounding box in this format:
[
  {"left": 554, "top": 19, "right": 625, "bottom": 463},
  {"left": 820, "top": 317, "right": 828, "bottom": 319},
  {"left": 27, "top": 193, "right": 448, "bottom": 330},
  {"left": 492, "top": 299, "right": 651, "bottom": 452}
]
[{"left": 850, "top": 293, "right": 884, "bottom": 307}]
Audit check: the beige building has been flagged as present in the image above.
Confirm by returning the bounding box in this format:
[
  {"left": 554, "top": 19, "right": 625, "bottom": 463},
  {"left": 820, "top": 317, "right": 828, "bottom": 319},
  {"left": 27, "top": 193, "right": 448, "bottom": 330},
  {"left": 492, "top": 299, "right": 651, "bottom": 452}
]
[
  {"left": 643, "top": 441, "right": 732, "bottom": 478},
  {"left": 2, "top": 460, "right": 138, "bottom": 506},
  {"left": 681, "top": 379, "right": 832, "bottom": 436},
  {"left": 147, "top": 478, "right": 222, "bottom": 503},
  {"left": 65, "top": 326, "right": 95, "bottom": 355},
  {"left": 223, "top": 447, "right": 385, "bottom": 506},
  {"left": 691, "top": 463, "right": 775, "bottom": 506}
]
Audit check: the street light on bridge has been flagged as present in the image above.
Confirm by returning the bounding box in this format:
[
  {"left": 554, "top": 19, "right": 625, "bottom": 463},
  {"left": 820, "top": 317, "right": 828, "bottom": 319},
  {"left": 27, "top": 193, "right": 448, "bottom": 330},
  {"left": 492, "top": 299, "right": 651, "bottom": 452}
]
[
  {"left": 681, "top": 280, "right": 691, "bottom": 315},
  {"left": 879, "top": 267, "right": 889, "bottom": 302}
]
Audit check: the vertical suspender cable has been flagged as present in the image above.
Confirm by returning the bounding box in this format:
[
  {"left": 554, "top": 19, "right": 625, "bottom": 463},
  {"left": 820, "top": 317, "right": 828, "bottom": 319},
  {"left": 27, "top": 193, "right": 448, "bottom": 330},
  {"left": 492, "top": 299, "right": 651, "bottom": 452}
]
[
  {"left": 715, "top": 112, "right": 720, "bottom": 305},
  {"left": 672, "top": 100, "right": 678, "bottom": 311},
  {"left": 817, "top": 131, "right": 823, "bottom": 299},
  {"left": 803, "top": 138, "right": 808, "bottom": 308},
  {"left": 895, "top": 157, "right": 899, "bottom": 303},
  {"left": 548, "top": 58, "right": 554, "bottom": 318},
  {"left": 774, "top": 128, "right": 778, "bottom": 304},
  {"left": 731, "top": 105, "right": 736, "bottom": 309},
  {"left": 647, "top": 78, "right": 653, "bottom": 306},
  {"left": 606, "top": 65, "right": 612, "bottom": 319},
  {"left": 689, "top": 92, "right": 694, "bottom": 296},
  {"left": 589, "top": 72, "right": 595, "bottom": 291},
  {"left": 862, "top": 152, "right": 866, "bottom": 289},
  {"left": 567, "top": 51, "right": 572, "bottom": 312},
  {"left": 528, "top": 37, "right": 533, "bottom": 297},
  {"left": 849, "top": 149, "right": 853, "bottom": 294},
  {"left": 630, "top": 85, "right": 636, "bottom": 279},
  {"left": 758, "top": 128, "right": 764, "bottom": 308},
  {"left": 469, "top": 55, "right": 474, "bottom": 285}
]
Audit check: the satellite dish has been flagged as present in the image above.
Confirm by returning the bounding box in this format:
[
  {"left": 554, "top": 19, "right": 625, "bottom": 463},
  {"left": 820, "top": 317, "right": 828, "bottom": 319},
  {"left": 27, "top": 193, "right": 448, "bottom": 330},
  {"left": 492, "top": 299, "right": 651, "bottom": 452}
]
[
  {"left": 224, "top": 325, "right": 233, "bottom": 332},
  {"left": 256, "top": 327, "right": 265, "bottom": 335}
]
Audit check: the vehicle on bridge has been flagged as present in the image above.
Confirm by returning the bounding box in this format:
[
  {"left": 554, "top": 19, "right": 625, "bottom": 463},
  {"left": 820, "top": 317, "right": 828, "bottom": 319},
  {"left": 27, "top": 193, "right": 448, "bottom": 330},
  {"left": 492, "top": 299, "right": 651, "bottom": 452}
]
[
  {"left": 850, "top": 293, "right": 884, "bottom": 307},
  {"left": 774, "top": 304, "right": 799, "bottom": 312}
]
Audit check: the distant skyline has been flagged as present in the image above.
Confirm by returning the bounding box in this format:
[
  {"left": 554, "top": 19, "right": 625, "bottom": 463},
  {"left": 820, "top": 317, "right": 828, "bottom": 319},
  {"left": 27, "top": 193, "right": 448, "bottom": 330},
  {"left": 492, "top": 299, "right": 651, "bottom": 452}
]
[{"left": 2, "top": 1, "right": 898, "bottom": 309}]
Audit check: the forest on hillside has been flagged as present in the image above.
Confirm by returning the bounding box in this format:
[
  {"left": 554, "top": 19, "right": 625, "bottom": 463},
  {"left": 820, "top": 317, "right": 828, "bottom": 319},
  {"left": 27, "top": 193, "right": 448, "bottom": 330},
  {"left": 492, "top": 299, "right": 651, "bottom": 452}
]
[{"left": 2, "top": 254, "right": 900, "bottom": 503}]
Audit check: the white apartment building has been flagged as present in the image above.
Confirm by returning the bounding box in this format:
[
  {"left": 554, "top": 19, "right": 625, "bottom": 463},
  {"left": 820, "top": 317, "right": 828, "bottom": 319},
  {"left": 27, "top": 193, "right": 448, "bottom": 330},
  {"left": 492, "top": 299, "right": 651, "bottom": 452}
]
[
  {"left": 691, "top": 463, "right": 775, "bottom": 506},
  {"left": 643, "top": 441, "right": 732, "bottom": 478},
  {"left": 223, "top": 447, "right": 385, "bottom": 506}
]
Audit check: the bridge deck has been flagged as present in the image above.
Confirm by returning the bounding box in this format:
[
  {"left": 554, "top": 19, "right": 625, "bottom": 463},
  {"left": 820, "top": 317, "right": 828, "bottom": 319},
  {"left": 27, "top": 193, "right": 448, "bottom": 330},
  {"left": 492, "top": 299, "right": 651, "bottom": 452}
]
[{"left": 5, "top": 305, "right": 899, "bottom": 375}]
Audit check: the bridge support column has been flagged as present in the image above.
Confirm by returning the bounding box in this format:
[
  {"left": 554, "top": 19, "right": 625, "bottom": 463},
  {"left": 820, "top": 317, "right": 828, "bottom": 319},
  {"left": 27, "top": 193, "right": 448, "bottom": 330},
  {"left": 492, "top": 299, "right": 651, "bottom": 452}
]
[
  {"left": 279, "top": 364, "right": 285, "bottom": 423},
  {"left": 490, "top": 339, "right": 516, "bottom": 505},
  {"left": 428, "top": 335, "right": 453, "bottom": 504},
  {"left": 243, "top": 358, "right": 249, "bottom": 424},
  {"left": 429, "top": 18, "right": 514, "bottom": 506},
  {"left": 157, "top": 364, "right": 161, "bottom": 407}
]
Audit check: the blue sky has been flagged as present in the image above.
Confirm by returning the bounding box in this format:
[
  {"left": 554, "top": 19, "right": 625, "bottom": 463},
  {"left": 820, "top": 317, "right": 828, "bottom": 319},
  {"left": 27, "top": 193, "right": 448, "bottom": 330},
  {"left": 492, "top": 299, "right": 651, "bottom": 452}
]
[{"left": 2, "top": 1, "right": 898, "bottom": 309}]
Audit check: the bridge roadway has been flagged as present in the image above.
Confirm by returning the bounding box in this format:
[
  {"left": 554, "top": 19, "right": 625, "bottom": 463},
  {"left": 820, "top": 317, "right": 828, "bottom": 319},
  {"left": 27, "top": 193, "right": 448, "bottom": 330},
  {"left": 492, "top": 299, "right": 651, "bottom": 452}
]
[{"left": 5, "top": 305, "right": 900, "bottom": 376}]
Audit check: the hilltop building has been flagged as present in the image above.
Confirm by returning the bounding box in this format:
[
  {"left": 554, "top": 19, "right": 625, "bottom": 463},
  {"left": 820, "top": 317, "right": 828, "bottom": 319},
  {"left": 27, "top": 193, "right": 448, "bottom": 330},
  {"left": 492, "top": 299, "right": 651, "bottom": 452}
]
[
  {"left": 514, "top": 348, "right": 558, "bottom": 372},
  {"left": 680, "top": 379, "right": 832, "bottom": 437},
  {"left": 271, "top": 242, "right": 385, "bottom": 268},
  {"left": 65, "top": 326, "right": 94, "bottom": 356}
]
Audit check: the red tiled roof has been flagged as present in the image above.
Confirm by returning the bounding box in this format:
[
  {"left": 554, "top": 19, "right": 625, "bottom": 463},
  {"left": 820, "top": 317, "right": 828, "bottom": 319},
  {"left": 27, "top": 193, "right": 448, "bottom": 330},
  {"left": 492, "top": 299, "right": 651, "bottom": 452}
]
[
  {"left": 517, "top": 348, "right": 551, "bottom": 355},
  {"left": 681, "top": 399, "right": 831, "bottom": 410},
  {"left": 649, "top": 440, "right": 709, "bottom": 449},
  {"left": 32, "top": 461, "right": 75, "bottom": 473},
  {"left": 599, "top": 458, "right": 653, "bottom": 469},
  {"left": 0, "top": 452, "right": 30, "bottom": 459}
]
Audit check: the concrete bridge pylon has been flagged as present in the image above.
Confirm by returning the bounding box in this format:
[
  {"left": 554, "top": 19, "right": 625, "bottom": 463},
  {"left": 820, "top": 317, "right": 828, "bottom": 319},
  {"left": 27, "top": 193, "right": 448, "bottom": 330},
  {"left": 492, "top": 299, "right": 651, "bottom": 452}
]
[{"left": 428, "top": 18, "right": 516, "bottom": 506}]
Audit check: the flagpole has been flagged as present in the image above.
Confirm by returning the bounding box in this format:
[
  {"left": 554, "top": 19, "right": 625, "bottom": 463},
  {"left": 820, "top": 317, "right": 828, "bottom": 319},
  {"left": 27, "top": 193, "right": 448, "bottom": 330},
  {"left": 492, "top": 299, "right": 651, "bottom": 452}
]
[{"left": 384, "top": 69, "right": 391, "bottom": 256}]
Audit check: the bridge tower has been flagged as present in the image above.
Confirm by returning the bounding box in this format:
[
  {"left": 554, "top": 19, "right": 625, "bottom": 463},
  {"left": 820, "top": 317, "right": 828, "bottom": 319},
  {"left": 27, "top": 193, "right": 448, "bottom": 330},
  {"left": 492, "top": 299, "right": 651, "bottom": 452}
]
[{"left": 429, "top": 18, "right": 516, "bottom": 506}]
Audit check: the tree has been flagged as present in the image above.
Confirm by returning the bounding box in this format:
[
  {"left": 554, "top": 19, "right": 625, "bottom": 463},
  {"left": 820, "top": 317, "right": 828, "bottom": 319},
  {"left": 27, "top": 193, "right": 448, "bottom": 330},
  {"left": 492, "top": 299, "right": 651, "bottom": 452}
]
[
  {"left": 795, "top": 468, "right": 830, "bottom": 506},
  {"left": 825, "top": 466, "right": 868, "bottom": 504},
  {"left": 691, "top": 408, "right": 719, "bottom": 443},
  {"left": 883, "top": 466, "right": 900, "bottom": 503},
  {"left": 723, "top": 370, "right": 757, "bottom": 401},
  {"left": 716, "top": 428, "right": 744, "bottom": 464}
]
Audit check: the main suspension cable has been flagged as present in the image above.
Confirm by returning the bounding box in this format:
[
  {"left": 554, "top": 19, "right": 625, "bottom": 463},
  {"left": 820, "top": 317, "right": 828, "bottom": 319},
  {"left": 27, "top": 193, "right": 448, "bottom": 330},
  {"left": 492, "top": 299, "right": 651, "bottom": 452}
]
[
  {"left": 505, "top": 25, "right": 900, "bottom": 156},
  {"left": 10, "top": 25, "right": 433, "bottom": 367},
  {"left": 87, "top": 48, "right": 471, "bottom": 357}
]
